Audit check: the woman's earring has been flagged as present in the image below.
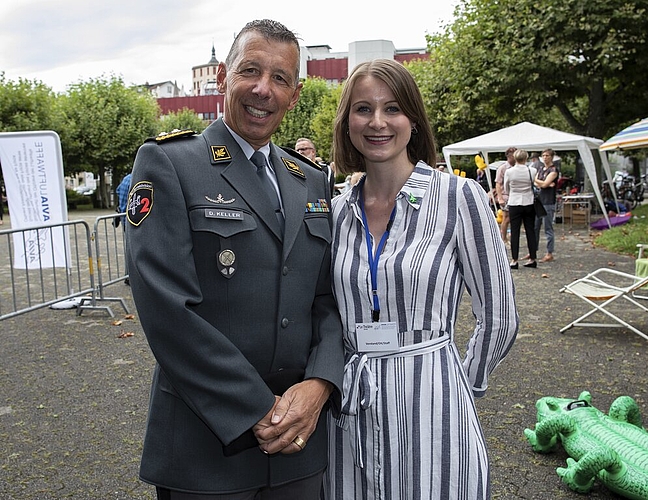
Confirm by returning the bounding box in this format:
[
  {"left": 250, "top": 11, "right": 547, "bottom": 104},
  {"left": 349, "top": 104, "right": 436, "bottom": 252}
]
[{"left": 411, "top": 126, "right": 419, "bottom": 135}]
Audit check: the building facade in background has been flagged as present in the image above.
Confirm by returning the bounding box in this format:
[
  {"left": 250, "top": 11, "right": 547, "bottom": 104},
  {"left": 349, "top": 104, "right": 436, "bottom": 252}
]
[
  {"left": 156, "top": 39, "right": 429, "bottom": 120},
  {"left": 192, "top": 44, "right": 220, "bottom": 96},
  {"left": 144, "top": 81, "right": 185, "bottom": 99}
]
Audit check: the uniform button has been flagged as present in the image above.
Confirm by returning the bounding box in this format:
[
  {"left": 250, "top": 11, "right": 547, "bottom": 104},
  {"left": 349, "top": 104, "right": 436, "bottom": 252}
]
[
  {"left": 282, "top": 266, "right": 289, "bottom": 276},
  {"left": 281, "top": 318, "right": 289, "bottom": 328}
]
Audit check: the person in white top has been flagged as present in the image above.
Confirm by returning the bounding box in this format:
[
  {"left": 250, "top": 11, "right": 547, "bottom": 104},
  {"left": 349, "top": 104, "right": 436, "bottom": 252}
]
[
  {"left": 495, "top": 147, "right": 516, "bottom": 242},
  {"left": 323, "top": 58, "right": 518, "bottom": 500},
  {"left": 504, "top": 148, "right": 538, "bottom": 269}
]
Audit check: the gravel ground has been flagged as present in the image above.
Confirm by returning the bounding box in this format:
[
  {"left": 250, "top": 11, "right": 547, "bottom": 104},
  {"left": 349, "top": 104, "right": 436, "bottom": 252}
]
[
  {"left": 1, "top": 210, "right": 646, "bottom": 499},
  {"left": 469, "top": 229, "right": 647, "bottom": 500}
]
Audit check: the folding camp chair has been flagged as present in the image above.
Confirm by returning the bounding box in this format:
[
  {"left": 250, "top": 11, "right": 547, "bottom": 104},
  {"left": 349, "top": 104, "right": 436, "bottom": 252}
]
[
  {"left": 634, "top": 244, "right": 648, "bottom": 300},
  {"left": 560, "top": 267, "right": 648, "bottom": 341}
]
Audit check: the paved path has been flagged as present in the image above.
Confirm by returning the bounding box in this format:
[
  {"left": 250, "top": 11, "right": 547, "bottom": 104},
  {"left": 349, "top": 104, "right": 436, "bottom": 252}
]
[
  {"left": 468, "top": 229, "right": 645, "bottom": 499},
  {"left": 1, "top": 211, "right": 645, "bottom": 499}
]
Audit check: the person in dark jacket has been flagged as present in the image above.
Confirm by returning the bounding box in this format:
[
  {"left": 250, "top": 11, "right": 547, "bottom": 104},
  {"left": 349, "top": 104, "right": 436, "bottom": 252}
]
[{"left": 126, "top": 19, "right": 344, "bottom": 500}]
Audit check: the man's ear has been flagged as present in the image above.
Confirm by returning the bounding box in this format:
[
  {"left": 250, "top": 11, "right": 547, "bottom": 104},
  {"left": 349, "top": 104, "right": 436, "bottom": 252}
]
[
  {"left": 287, "top": 81, "right": 303, "bottom": 111},
  {"left": 216, "top": 62, "right": 227, "bottom": 93}
]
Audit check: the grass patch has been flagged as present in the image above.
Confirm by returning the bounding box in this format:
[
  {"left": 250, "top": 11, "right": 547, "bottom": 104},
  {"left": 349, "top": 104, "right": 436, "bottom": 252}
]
[{"left": 592, "top": 203, "right": 648, "bottom": 256}]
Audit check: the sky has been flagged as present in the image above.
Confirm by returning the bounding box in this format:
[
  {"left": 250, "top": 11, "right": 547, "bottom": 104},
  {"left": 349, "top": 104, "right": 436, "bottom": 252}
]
[{"left": 0, "top": 0, "right": 458, "bottom": 94}]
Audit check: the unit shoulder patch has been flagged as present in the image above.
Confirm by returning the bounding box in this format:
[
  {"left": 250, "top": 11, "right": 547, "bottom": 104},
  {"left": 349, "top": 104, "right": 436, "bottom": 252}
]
[{"left": 127, "top": 181, "right": 154, "bottom": 226}]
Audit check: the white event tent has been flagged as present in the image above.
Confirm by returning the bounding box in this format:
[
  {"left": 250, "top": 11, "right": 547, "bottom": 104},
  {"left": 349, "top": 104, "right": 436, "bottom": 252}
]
[{"left": 442, "top": 122, "right": 614, "bottom": 227}]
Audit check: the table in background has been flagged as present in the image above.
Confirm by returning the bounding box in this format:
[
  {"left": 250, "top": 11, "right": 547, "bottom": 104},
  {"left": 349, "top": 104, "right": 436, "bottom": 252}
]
[{"left": 559, "top": 193, "right": 595, "bottom": 231}]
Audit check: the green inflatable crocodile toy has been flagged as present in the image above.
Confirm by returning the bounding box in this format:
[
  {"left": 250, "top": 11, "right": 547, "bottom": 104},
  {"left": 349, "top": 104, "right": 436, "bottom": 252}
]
[{"left": 524, "top": 391, "right": 648, "bottom": 499}]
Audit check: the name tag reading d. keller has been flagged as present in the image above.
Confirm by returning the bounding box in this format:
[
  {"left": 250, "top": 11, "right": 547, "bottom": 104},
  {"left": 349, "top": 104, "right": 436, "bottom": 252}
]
[
  {"left": 205, "top": 209, "right": 243, "bottom": 220},
  {"left": 355, "top": 322, "right": 399, "bottom": 352}
]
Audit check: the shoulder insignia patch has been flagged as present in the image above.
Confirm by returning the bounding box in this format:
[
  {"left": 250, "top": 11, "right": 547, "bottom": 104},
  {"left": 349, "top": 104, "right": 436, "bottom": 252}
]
[
  {"left": 282, "top": 157, "right": 305, "bottom": 178},
  {"left": 211, "top": 145, "right": 232, "bottom": 162},
  {"left": 154, "top": 129, "right": 195, "bottom": 143},
  {"left": 127, "top": 181, "right": 154, "bottom": 226}
]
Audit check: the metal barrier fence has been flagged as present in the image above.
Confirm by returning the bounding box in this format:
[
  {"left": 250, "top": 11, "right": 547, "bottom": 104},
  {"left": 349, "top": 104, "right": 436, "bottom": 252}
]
[
  {"left": 78, "top": 212, "right": 130, "bottom": 317},
  {"left": 0, "top": 213, "right": 130, "bottom": 320}
]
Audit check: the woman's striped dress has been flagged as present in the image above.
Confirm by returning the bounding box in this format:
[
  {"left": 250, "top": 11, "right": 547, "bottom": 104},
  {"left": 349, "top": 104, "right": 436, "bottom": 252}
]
[{"left": 323, "top": 162, "right": 519, "bottom": 500}]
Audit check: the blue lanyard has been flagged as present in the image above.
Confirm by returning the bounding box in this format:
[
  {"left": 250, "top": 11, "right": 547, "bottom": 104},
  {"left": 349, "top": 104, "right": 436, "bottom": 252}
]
[{"left": 359, "top": 186, "right": 397, "bottom": 322}]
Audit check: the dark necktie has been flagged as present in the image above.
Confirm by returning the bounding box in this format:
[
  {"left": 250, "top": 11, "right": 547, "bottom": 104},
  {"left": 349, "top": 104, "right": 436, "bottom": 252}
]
[{"left": 250, "top": 151, "right": 284, "bottom": 234}]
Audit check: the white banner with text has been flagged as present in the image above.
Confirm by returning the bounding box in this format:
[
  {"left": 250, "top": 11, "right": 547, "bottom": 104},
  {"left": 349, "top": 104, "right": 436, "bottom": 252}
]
[{"left": 0, "top": 131, "right": 69, "bottom": 268}]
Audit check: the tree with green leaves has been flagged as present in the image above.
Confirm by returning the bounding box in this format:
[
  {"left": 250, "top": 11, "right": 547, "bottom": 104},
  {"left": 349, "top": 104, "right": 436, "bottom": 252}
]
[
  {"left": 56, "top": 75, "right": 159, "bottom": 208},
  {"left": 310, "top": 84, "right": 343, "bottom": 166},
  {"left": 413, "top": 0, "right": 648, "bottom": 147},
  {"left": 273, "top": 77, "right": 333, "bottom": 157},
  {"left": 157, "top": 107, "right": 208, "bottom": 135},
  {"left": 0, "top": 73, "right": 59, "bottom": 132}
]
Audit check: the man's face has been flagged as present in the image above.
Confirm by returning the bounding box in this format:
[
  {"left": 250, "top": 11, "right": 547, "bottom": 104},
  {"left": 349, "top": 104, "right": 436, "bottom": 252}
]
[
  {"left": 217, "top": 32, "right": 302, "bottom": 150},
  {"left": 295, "top": 140, "right": 316, "bottom": 161}
]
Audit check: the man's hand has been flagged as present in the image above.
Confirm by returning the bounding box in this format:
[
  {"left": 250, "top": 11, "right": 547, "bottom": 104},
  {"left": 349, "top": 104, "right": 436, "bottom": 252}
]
[
  {"left": 253, "top": 378, "right": 333, "bottom": 455},
  {"left": 254, "top": 395, "right": 281, "bottom": 436}
]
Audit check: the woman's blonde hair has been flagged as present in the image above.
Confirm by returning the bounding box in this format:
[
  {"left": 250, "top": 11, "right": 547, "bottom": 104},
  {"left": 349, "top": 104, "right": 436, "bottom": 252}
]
[{"left": 514, "top": 148, "right": 528, "bottom": 163}]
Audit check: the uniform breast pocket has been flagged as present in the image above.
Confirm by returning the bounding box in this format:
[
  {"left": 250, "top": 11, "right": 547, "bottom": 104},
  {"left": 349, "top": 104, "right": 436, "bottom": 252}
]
[
  {"left": 304, "top": 214, "right": 331, "bottom": 244},
  {"left": 189, "top": 207, "right": 257, "bottom": 237}
]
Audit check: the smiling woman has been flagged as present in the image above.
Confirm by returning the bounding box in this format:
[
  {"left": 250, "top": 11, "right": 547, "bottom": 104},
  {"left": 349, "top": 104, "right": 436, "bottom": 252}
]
[{"left": 324, "top": 58, "right": 518, "bottom": 500}]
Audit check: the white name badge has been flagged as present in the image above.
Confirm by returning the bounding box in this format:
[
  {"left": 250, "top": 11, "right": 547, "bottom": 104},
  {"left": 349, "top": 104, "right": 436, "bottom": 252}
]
[{"left": 355, "top": 322, "right": 399, "bottom": 352}]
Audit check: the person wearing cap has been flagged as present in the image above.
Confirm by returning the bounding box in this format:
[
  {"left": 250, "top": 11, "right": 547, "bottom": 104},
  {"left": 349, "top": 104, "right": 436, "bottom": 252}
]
[{"left": 529, "top": 152, "right": 542, "bottom": 170}]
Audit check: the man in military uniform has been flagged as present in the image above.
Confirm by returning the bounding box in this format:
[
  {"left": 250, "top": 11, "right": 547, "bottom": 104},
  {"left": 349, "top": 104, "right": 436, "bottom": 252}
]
[{"left": 126, "top": 19, "right": 343, "bottom": 499}]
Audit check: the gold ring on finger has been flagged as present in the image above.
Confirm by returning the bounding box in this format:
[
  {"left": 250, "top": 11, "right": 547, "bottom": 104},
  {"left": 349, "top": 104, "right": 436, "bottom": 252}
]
[{"left": 292, "top": 436, "right": 306, "bottom": 450}]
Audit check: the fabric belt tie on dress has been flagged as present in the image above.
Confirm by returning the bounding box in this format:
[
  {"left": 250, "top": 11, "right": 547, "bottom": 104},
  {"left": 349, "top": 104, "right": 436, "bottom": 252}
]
[{"left": 336, "top": 335, "right": 451, "bottom": 468}]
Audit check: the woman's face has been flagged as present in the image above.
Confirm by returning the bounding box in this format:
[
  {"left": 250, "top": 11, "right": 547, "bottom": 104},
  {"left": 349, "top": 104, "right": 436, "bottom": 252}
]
[{"left": 347, "top": 76, "right": 414, "bottom": 168}]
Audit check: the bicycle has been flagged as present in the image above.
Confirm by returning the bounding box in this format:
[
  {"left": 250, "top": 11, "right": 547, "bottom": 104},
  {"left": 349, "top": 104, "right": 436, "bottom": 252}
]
[{"left": 613, "top": 171, "right": 645, "bottom": 210}]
